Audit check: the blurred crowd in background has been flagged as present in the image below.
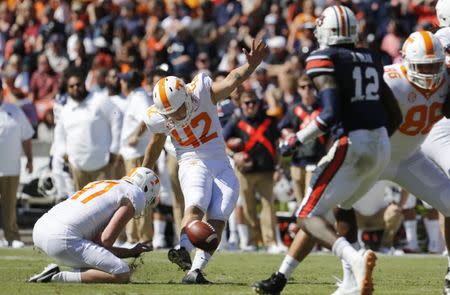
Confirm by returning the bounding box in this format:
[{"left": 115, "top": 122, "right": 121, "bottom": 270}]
[
  {"left": 0, "top": 0, "right": 445, "bottom": 253},
  {"left": 0, "top": 0, "right": 440, "bottom": 133}
]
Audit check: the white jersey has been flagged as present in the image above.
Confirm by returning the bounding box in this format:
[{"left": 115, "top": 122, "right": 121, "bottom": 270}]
[
  {"left": 144, "top": 73, "right": 227, "bottom": 162},
  {"left": 383, "top": 63, "right": 449, "bottom": 160},
  {"left": 420, "top": 27, "right": 450, "bottom": 176},
  {"left": 42, "top": 180, "right": 145, "bottom": 240}
]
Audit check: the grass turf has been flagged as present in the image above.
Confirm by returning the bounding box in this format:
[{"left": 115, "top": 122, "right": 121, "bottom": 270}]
[{"left": 0, "top": 248, "right": 445, "bottom": 294}]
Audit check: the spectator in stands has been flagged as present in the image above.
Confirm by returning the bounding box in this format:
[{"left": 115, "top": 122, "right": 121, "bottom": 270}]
[
  {"left": 381, "top": 20, "right": 406, "bottom": 63},
  {"left": 0, "top": 79, "right": 34, "bottom": 248},
  {"left": 37, "top": 107, "right": 55, "bottom": 144},
  {"left": 119, "top": 70, "right": 153, "bottom": 247},
  {"left": 65, "top": 39, "right": 92, "bottom": 80},
  {"left": 189, "top": 1, "right": 217, "bottom": 57},
  {"left": 45, "top": 34, "right": 69, "bottom": 74},
  {"left": 167, "top": 28, "right": 197, "bottom": 80},
  {"left": 214, "top": 0, "right": 242, "bottom": 55},
  {"left": 53, "top": 73, "right": 122, "bottom": 191},
  {"left": 30, "top": 54, "right": 59, "bottom": 106},
  {"left": 2, "top": 58, "right": 39, "bottom": 130},
  {"left": 194, "top": 52, "right": 212, "bottom": 77},
  {"left": 223, "top": 90, "right": 282, "bottom": 253}
]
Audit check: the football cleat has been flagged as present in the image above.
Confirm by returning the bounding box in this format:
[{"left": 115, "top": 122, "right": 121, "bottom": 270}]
[
  {"left": 252, "top": 272, "right": 287, "bottom": 295},
  {"left": 350, "top": 250, "right": 377, "bottom": 295},
  {"left": 443, "top": 267, "right": 450, "bottom": 295},
  {"left": 168, "top": 247, "right": 192, "bottom": 271},
  {"left": 182, "top": 269, "right": 211, "bottom": 284},
  {"left": 28, "top": 263, "right": 60, "bottom": 283},
  {"left": 331, "top": 276, "right": 359, "bottom": 295}
]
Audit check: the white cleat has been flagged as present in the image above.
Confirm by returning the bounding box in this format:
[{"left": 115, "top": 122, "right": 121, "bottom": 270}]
[
  {"left": 331, "top": 268, "right": 359, "bottom": 295},
  {"left": 351, "top": 250, "right": 377, "bottom": 295},
  {"left": 331, "top": 284, "right": 360, "bottom": 295}
]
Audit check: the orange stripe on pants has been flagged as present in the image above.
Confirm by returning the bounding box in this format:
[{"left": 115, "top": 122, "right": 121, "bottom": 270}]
[{"left": 298, "top": 136, "right": 348, "bottom": 218}]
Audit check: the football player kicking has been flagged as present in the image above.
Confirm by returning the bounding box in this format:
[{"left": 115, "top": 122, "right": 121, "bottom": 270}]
[
  {"left": 142, "top": 39, "right": 267, "bottom": 284},
  {"left": 28, "top": 167, "right": 159, "bottom": 284},
  {"left": 253, "top": 5, "right": 402, "bottom": 295},
  {"left": 255, "top": 28, "right": 450, "bottom": 295}
]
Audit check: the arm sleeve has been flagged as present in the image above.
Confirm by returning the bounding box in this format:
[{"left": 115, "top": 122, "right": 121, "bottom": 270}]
[{"left": 316, "top": 88, "right": 341, "bottom": 130}]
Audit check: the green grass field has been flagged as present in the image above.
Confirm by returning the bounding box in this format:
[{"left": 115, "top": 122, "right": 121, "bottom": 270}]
[{"left": 0, "top": 248, "right": 446, "bottom": 295}]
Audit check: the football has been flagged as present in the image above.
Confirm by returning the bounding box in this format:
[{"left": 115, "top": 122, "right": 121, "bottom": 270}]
[
  {"left": 226, "top": 137, "right": 245, "bottom": 152},
  {"left": 186, "top": 220, "right": 219, "bottom": 252}
]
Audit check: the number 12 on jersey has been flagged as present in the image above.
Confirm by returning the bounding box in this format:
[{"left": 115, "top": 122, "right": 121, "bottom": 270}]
[{"left": 351, "top": 66, "right": 380, "bottom": 102}]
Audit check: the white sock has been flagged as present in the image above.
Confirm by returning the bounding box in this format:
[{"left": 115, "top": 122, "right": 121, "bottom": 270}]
[
  {"left": 332, "top": 237, "right": 358, "bottom": 266},
  {"left": 237, "top": 224, "right": 249, "bottom": 247},
  {"left": 229, "top": 209, "right": 238, "bottom": 233},
  {"left": 180, "top": 233, "right": 195, "bottom": 253},
  {"left": 403, "top": 220, "right": 418, "bottom": 249},
  {"left": 424, "top": 218, "right": 443, "bottom": 252},
  {"left": 153, "top": 220, "right": 166, "bottom": 244},
  {"left": 173, "top": 224, "right": 180, "bottom": 245},
  {"left": 51, "top": 271, "right": 82, "bottom": 283},
  {"left": 190, "top": 250, "right": 211, "bottom": 271},
  {"left": 357, "top": 229, "right": 364, "bottom": 247},
  {"left": 278, "top": 255, "right": 299, "bottom": 279},
  {"left": 154, "top": 220, "right": 166, "bottom": 236},
  {"left": 340, "top": 259, "right": 355, "bottom": 288},
  {"left": 218, "top": 229, "right": 228, "bottom": 249},
  {"left": 447, "top": 255, "right": 450, "bottom": 268},
  {"left": 340, "top": 242, "right": 359, "bottom": 288}
]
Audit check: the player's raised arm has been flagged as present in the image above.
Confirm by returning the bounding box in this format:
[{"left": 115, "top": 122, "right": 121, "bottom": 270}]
[
  {"left": 142, "top": 133, "right": 167, "bottom": 169},
  {"left": 211, "top": 39, "right": 267, "bottom": 104}
]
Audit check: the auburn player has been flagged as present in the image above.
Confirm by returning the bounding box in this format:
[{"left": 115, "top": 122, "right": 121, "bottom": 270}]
[
  {"left": 332, "top": 31, "right": 450, "bottom": 295},
  {"left": 142, "top": 40, "right": 267, "bottom": 284},
  {"left": 253, "top": 5, "right": 402, "bottom": 295},
  {"left": 29, "top": 167, "right": 159, "bottom": 284}
]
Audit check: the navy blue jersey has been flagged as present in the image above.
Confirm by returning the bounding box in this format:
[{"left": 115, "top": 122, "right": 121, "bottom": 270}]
[{"left": 305, "top": 46, "right": 387, "bottom": 136}]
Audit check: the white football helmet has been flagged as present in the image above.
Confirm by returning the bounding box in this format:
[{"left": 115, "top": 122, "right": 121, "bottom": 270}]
[
  {"left": 123, "top": 167, "right": 160, "bottom": 207},
  {"left": 436, "top": 0, "right": 450, "bottom": 27},
  {"left": 153, "top": 76, "right": 195, "bottom": 127},
  {"left": 314, "top": 5, "right": 358, "bottom": 48},
  {"left": 402, "top": 31, "right": 445, "bottom": 90}
]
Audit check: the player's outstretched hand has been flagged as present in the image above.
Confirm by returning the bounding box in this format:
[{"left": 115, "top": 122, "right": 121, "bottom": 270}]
[
  {"left": 130, "top": 243, "right": 153, "bottom": 257},
  {"left": 243, "top": 39, "right": 267, "bottom": 70}
]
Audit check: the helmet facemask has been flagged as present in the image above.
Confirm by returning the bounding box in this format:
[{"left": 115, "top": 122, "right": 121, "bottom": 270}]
[
  {"left": 404, "top": 58, "right": 445, "bottom": 89},
  {"left": 163, "top": 94, "right": 199, "bottom": 129}
]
